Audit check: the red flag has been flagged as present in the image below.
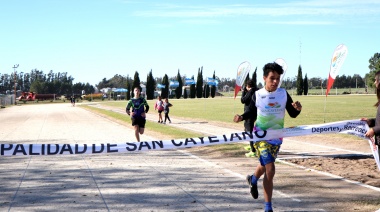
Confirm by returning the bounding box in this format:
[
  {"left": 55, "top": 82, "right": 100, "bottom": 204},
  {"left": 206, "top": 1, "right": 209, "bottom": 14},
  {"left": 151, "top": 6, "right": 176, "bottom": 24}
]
[
  {"left": 234, "top": 61, "right": 251, "bottom": 99},
  {"left": 326, "top": 44, "right": 348, "bottom": 96}
]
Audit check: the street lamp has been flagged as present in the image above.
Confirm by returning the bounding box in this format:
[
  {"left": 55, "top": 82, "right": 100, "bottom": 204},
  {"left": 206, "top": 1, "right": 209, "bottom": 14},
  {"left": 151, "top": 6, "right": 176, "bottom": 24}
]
[{"left": 13, "top": 64, "right": 19, "bottom": 105}]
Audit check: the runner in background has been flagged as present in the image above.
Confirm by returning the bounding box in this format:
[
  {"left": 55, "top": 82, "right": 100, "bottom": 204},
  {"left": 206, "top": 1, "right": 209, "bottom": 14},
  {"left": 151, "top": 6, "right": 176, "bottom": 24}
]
[
  {"left": 70, "top": 96, "right": 75, "bottom": 106},
  {"left": 154, "top": 95, "right": 164, "bottom": 123},
  {"left": 234, "top": 62, "right": 302, "bottom": 212},
  {"left": 126, "top": 86, "right": 149, "bottom": 142},
  {"left": 241, "top": 79, "right": 257, "bottom": 157}
]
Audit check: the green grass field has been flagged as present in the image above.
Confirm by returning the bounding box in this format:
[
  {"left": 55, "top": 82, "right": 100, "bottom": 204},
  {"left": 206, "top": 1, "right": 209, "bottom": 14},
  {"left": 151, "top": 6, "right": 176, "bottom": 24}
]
[{"left": 101, "top": 94, "right": 377, "bottom": 127}]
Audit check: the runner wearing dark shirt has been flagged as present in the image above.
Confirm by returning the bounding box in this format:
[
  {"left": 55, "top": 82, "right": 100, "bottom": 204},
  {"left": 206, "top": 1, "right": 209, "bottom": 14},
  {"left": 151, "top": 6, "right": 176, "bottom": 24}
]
[{"left": 126, "top": 87, "right": 149, "bottom": 142}]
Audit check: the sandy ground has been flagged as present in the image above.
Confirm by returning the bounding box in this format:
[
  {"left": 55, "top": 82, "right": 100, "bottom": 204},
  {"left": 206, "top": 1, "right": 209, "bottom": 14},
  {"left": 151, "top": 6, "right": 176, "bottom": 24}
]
[{"left": 184, "top": 136, "right": 380, "bottom": 187}]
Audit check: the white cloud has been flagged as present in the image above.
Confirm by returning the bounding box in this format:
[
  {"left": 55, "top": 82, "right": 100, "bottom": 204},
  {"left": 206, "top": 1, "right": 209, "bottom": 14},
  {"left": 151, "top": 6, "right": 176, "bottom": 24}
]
[{"left": 132, "top": 1, "right": 380, "bottom": 20}]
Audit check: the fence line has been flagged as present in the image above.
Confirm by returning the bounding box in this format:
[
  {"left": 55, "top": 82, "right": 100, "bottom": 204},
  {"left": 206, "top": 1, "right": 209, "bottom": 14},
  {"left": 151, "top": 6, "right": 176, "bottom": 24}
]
[{"left": 0, "top": 95, "right": 15, "bottom": 107}]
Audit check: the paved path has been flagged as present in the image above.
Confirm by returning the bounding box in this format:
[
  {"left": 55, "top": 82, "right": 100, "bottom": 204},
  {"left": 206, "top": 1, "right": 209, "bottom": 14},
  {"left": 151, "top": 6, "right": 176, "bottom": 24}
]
[
  {"left": 1, "top": 103, "right": 380, "bottom": 212},
  {"left": 0, "top": 103, "right": 258, "bottom": 211}
]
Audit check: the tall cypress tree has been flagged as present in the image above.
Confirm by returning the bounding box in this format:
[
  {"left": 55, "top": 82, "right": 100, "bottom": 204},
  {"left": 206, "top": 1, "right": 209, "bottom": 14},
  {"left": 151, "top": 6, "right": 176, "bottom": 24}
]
[
  {"left": 252, "top": 67, "right": 258, "bottom": 89},
  {"left": 183, "top": 86, "right": 188, "bottom": 99},
  {"left": 146, "top": 69, "right": 155, "bottom": 100},
  {"left": 296, "top": 65, "right": 303, "bottom": 95},
  {"left": 303, "top": 74, "right": 309, "bottom": 95},
  {"left": 190, "top": 75, "right": 196, "bottom": 98},
  {"left": 126, "top": 75, "right": 131, "bottom": 100},
  {"left": 132, "top": 71, "right": 141, "bottom": 98},
  {"left": 175, "top": 69, "right": 182, "bottom": 99},
  {"left": 204, "top": 84, "right": 210, "bottom": 98},
  {"left": 210, "top": 70, "right": 216, "bottom": 98},
  {"left": 196, "top": 67, "right": 203, "bottom": 98},
  {"left": 162, "top": 74, "right": 169, "bottom": 99}
]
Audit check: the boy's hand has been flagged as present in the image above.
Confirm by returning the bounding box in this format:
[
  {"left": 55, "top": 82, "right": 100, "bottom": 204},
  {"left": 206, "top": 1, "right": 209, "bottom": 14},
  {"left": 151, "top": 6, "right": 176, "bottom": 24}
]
[
  {"left": 292, "top": 101, "right": 302, "bottom": 111},
  {"left": 233, "top": 114, "right": 242, "bottom": 123}
]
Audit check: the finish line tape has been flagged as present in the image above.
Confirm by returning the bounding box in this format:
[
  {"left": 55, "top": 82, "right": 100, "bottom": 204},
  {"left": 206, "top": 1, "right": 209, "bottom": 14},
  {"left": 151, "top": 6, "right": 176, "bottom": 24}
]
[{"left": 1, "top": 119, "right": 379, "bottom": 170}]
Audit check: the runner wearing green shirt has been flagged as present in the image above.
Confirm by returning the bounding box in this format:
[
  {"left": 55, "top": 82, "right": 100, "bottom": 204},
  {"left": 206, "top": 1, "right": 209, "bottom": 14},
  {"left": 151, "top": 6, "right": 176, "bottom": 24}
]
[{"left": 234, "top": 62, "right": 302, "bottom": 212}]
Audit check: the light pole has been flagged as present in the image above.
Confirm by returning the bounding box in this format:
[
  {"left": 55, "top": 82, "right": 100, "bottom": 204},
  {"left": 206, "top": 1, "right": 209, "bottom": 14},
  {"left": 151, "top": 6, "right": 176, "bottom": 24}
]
[
  {"left": 20, "top": 72, "right": 24, "bottom": 91},
  {"left": 13, "top": 64, "right": 19, "bottom": 105}
]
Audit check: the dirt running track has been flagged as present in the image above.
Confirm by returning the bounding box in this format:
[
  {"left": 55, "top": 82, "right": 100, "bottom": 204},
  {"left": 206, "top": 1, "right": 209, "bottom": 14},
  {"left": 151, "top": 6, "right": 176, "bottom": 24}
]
[{"left": 1, "top": 102, "right": 379, "bottom": 212}]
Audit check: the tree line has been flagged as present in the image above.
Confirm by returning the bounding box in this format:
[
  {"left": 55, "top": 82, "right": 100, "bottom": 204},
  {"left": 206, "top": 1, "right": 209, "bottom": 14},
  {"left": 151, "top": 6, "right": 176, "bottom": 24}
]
[
  {"left": 0, "top": 69, "right": 95, "bottom": 97},
  {"left": 1, "top": 53, "right": 379, "bottom": 98}
]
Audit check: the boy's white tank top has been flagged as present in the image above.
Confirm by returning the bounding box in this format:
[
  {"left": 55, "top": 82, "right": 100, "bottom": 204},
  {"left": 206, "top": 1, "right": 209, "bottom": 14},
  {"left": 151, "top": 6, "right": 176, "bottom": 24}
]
[{"left": 255, "top": 87, "right": 287, "bottom": 145}]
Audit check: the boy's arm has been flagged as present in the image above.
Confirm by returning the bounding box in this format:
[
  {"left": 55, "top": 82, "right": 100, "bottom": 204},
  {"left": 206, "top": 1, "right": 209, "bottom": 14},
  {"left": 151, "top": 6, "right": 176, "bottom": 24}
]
[
  {"left": 126, "top": 101, "right": 132, "bottom": 115},
  {"left": 234, "top": 91, "right": 257, "bottom": 122},
  {"left": 285, "top": 92, "right": 301, "bottom": 118}
]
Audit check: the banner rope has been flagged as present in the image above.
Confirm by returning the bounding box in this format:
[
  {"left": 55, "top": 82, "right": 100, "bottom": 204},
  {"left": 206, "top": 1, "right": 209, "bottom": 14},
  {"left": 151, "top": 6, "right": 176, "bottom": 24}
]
[{"left": 1, "top": 119, "right": 379, "bottom": 170}]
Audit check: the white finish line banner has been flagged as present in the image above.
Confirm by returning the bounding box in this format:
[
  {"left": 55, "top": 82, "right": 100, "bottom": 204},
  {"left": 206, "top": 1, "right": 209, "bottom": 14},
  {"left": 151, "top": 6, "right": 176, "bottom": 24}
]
[{"left": 1, "top": 119, "right": 379, "bottom": 170}]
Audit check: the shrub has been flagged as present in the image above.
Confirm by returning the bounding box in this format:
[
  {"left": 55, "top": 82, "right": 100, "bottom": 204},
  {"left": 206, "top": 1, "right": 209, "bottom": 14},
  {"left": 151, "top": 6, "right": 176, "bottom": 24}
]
[{"left": 83, "top": 93, "right": 104, "bottom": 101}]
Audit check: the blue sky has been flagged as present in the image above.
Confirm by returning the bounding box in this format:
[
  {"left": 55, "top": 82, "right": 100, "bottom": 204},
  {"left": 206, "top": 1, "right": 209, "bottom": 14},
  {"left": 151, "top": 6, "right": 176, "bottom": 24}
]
[{"left": 1, "top": 0, "right": 380, "bottom": 86}]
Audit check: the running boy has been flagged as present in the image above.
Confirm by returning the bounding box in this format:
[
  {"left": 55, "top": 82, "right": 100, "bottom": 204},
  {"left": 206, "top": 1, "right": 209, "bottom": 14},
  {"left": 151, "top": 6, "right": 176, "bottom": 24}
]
[
  {"left": 126, "top": 86, "right": 150, "bottom": 142},
  {"left": 234, "top": 62, "right": 302, "bottom": 212}
]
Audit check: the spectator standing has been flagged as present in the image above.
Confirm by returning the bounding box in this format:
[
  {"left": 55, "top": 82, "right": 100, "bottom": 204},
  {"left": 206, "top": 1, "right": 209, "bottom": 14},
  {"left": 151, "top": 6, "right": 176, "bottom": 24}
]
[
  {"left": 163, "top": 98, "right": 173, "bottom": 124},
  {"left": 241, "top": 79, "right": 258, "bottom": 157}
]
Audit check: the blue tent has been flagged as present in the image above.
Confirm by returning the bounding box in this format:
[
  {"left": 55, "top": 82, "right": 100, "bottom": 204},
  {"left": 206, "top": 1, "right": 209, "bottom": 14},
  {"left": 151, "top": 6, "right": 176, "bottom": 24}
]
[
  {"left": 157, "top": 84, "right": 166, "bottom": 89},
  {"left": 169, "top": 81, "right": 179, "bottom": 88},
  {"left": 185, "top": 78, "right": 195, "bottom": 85},
  {"left": 207, "top": 77, "right": 218, "bottom": 86},
  {"left": 113, "top": 88, "right": 128, "bottom": 92}
]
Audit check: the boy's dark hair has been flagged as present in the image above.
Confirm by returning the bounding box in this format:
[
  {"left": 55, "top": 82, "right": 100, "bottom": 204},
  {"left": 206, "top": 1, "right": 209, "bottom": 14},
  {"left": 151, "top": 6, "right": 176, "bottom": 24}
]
[
  {"left": 263, "top": 62, "right": 284, "bottom": 77},
  {"left": 133, "top": 86, "right": 142, "bottom": 91},
  {"left": 246, "top": 80, "right": 254, "bottom": 88}
]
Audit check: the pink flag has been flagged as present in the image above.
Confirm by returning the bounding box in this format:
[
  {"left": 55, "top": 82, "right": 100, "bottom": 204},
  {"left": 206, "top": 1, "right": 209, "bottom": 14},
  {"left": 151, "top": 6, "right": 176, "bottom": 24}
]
[
  {"left": 234, "top": 61, "right": 251, "bottom": 99},
  {"left": 326, "top": 44, "right": 348, "bottom": 96}
]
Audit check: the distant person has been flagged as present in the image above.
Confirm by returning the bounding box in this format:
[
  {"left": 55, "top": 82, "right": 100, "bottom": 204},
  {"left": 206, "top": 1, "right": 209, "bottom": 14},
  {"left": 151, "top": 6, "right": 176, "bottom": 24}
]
[
  {"left": 126, "top": 87, "right": 150, "bottom": 142},
  {"left": 361, "top": 70, "right": 380, "bottom": 156},
  {"left": 241, "top": 79, "right": 257, "bottom": 157},
  {"left": 163, "top": 98, "right": 173, "bottom": 124},
  {"left": 234, "top": 62, "right": 302, "bottom": 212},
  {"left": 70, "top": 96, "right": 75, "bottom": 106},
  {"left": 154, "top": 95, "right": 164, "bottom": 123}
]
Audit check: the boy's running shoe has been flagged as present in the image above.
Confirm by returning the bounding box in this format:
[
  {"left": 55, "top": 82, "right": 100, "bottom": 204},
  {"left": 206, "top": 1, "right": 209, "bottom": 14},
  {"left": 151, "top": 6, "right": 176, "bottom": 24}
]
[{"left": 246, "top": 175, "right": 258, "bottom": 199}]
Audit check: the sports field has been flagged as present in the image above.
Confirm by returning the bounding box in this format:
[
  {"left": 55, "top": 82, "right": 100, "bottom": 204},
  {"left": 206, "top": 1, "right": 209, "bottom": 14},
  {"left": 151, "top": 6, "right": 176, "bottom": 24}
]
[{"left": 103, "top": 94, "right": 376, "bottom": 127}]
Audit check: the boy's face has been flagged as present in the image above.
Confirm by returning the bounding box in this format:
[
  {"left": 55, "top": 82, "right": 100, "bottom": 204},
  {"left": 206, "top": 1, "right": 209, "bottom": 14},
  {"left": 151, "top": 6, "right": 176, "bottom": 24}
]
[
  {"left": 263, "top": 70, "right": 281, "bottom": 92},
  {"left": 134, "top": 88, "right": 140, "bottom": 96}
]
